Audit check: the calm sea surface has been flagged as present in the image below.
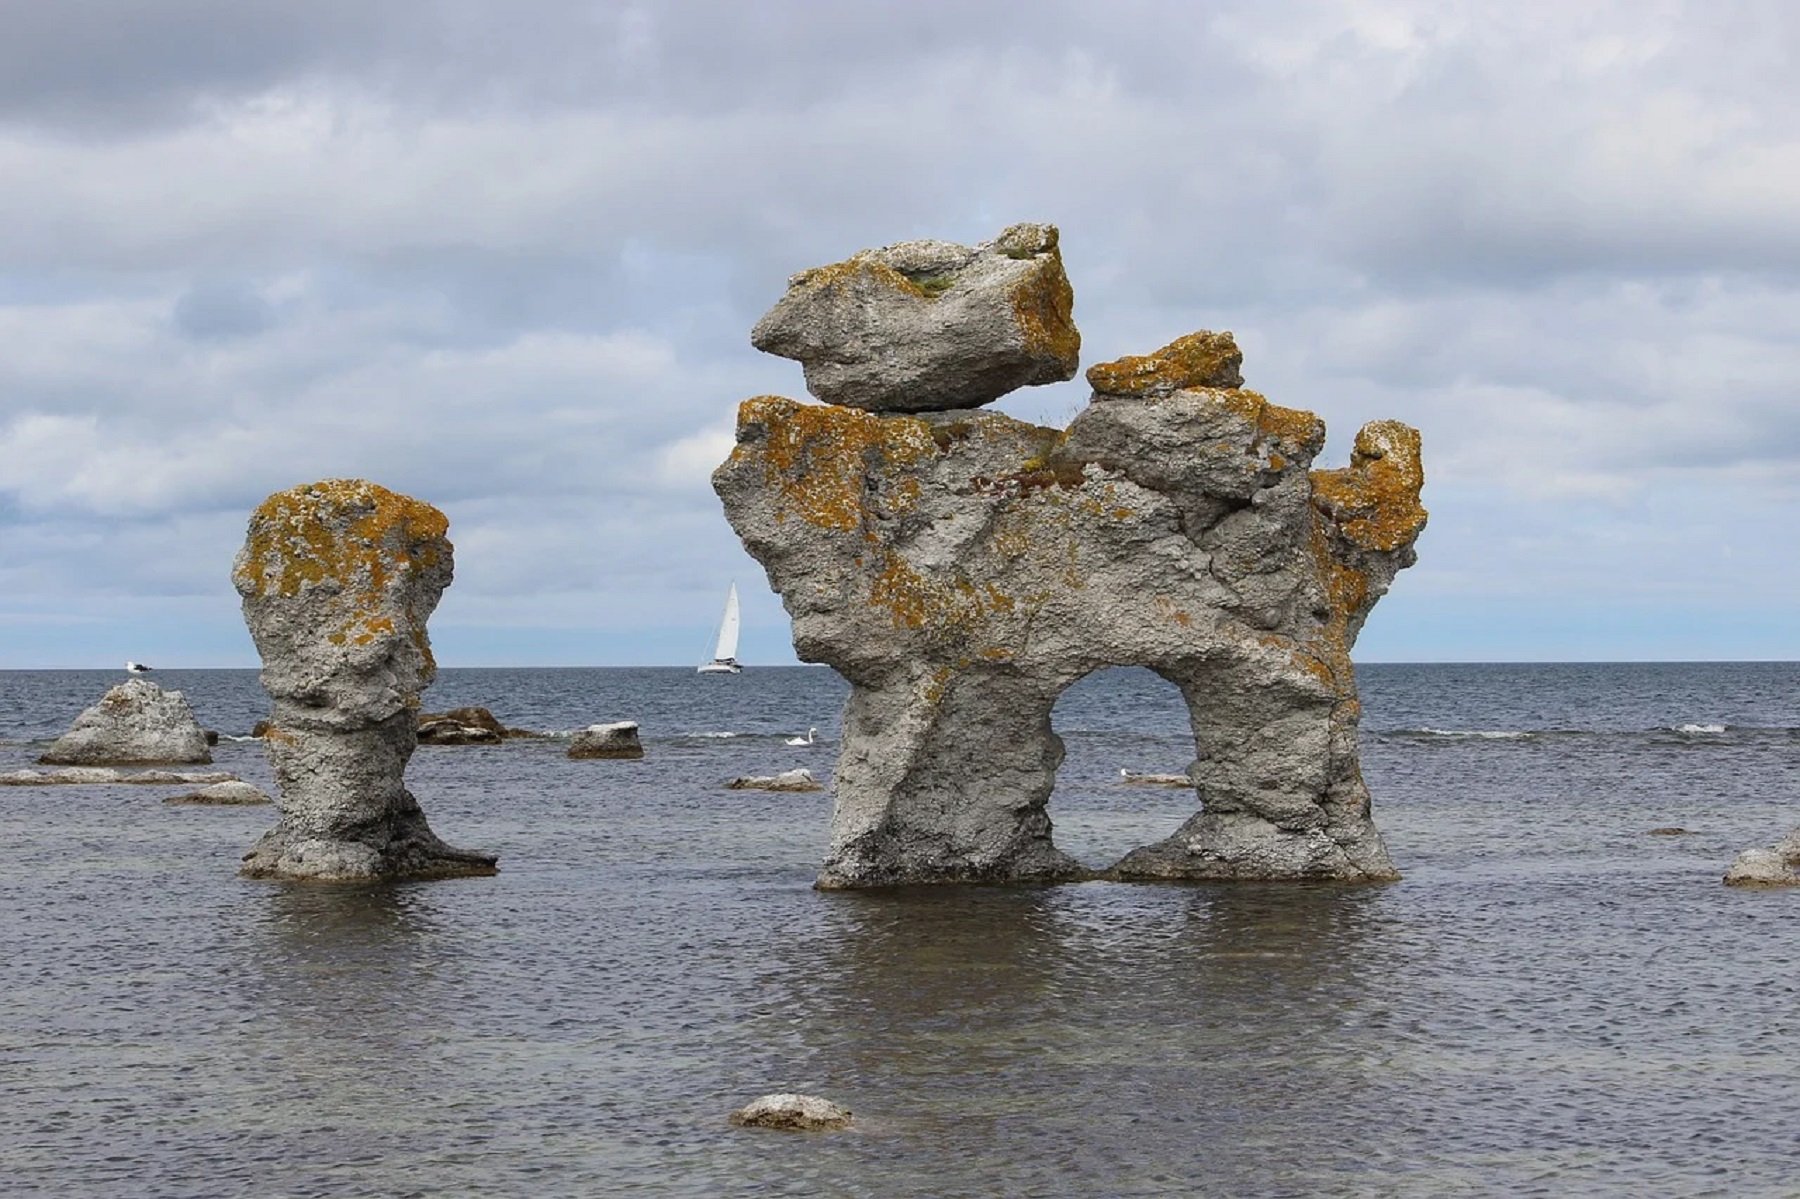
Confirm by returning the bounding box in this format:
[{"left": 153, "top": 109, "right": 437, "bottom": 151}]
[{"left": 2, "top": 663, "right": 1798, "bottom": 1197}]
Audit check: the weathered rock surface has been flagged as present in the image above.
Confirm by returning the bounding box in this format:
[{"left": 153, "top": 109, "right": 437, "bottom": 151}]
[
  {"left": 717, "top": 312, "right": 1426, "bottom": 887},
  {"left": 1120, "top": 770, "right": 1192, "bottom": 788},
  {"left": 727, "top": 768, "right": 824, "bottom": 792},
  {"left": 1724, "top": 828, "right": 1800, "bottom": 886},
  {"left": 163, "top": 780, "right": 273, "bottom": 806},
  {"left": 232, "top": 479, "right": 498, "bottom": 882},
  {"left": 37, "top": 679, "right": 212, "bottom": 765},
  {"left": 0, "top": 767, "right": 236, "bottom": 787},
  {"left": 728, "top": 1093, "right": 853, "bottom": 1131},
  {"left": 750, "top": 222, "right": 1079, "bottom": 412},
  {"left": 567, "top": 721, "right": 644, "bottom": 760},
  {"left": 414, "top": 706, "right": 542, "bottom": 743}
]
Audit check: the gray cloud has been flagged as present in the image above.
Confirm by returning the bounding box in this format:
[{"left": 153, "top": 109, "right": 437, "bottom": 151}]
[{"left": 3, "top": 0, "right": 1798, "bottom": 665}]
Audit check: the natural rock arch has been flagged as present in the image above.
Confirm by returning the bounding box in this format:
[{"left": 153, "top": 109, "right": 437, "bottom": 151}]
[{"left": 715, "top": 225, "right": 1425, "bottom": 888}]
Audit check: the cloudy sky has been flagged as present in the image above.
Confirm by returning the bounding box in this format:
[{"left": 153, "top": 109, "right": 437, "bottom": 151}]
[{"left": 1, "top": 0, "right": 1795, "bottom": 667}]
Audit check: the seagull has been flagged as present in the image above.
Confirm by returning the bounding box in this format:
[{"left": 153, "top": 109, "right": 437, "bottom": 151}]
[
  {"left": 785, "top": 727, "right": 818, "bottom": 747},
  {"left": 125, "top": 661, "right": 153, "bottom": 674}
]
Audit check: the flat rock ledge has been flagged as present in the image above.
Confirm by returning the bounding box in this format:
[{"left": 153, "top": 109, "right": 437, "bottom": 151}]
[
  {"left": 163, "top": 781, "right": 273, "bottom": 806},
  {"left": 750, "top": 222, "right": 1078, "bottom": 412},
  {"left": 38, "top": 679, "right": 212, "bottom": 766},
  {"left": 233, "top": 479, "right": 497, "bottom": 882},
  {"left": 719, "top": 278, "right": 1427, "bottom": 888},
  {"left": 568, "top": 721, "right": 644, "bottom": 760},
  {"left": 728, "top": 1094, "right": 853, "bottom": 1131},
  {"left": 1120, "top": 771, "right": 1191, "bottom": 788},
  {"left": 1, "top": 768, "right": 237, "bottom": 787},
  {"left": 1724, "top": 829, "right": 1800, "bottom": 886},
  {"left": 727, "top": 769, "right": 823, "bottom": 792}
]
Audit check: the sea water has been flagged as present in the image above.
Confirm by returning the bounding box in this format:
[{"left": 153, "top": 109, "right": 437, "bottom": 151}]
[{"left": 1, "top": 663, "right": 1797, "bottom": 1196}]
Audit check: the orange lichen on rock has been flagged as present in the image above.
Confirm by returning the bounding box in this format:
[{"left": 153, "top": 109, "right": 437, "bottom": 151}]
[
  {"left": 1310, "top": 421, "right": 1428, "bottom": 553},
  {"left": 1086, "top": 330, "right": 1244, "bottom": 397},
  {"left": 234, "top": 479, "right": 449, "bottom": 601},
  {"left": 1009, "top": 248, "right": 1080, "bottom": 368},
  {"left": 789, "top": 253, "right": 940, "bottom": 302},
  {"left": 738, "top": 396, "right": 937, "bottom": 531}
]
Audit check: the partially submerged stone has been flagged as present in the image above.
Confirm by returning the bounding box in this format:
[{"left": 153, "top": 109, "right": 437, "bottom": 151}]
[
  {"left": 1724, "top": 828, "right": 1800, "bottom": 887},
  {"left": 726, "top": 768, "right": 823, "bottom": 792},
  {"left": 568, "top": 721, "right": 644, "bottom": 760},
  {"left": 750, "top": 222, "right": 1079, "bottom": 412},
  {"left": 1120, "top": 771, "right": 1191, "bottom": 788},
  {"left": 728, "top": 1093, "right": 853, "bottom": 1131},
  {"left": 37, "top": 679, "right": 212, "bottom": 766},
  {"left": 163, "top": 780, "right": 272, "bottom": 806},
  {"left": 1087, "top": 330, "right": 1244, "bottom": 397},
  {"left": 232, "top": 479, "right": 497, "bottom": 882},
  {"left": 716, "top": 326, "right": 1425, "bottom": 887},
  {"left": 0, "top": 767, "right": 236, "bottom": 787}
]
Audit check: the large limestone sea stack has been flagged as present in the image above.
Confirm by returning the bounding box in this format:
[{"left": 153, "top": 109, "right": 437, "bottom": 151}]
[
  {"left": 233, "top": 479, "right": 497, "bottom": 882},
  {"left": 715, "top": 224, "right": 1427, "bottom": 887}
]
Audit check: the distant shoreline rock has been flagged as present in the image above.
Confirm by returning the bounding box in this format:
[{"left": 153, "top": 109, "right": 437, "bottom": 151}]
[
  {"left": 726, "top": 769, "right": 823, "bottom": 792},
  {"left": 37, "top": 679, "right": 213, "bottom": 766},
  {"left": 568, "top": 721, "right": 644, "bottom": 760}
]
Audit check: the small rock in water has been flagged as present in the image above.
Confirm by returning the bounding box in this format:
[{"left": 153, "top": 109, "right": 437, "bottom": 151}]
[
  {"left": 568, "top": 721, "right": 644, "bottom": 760},
  {"left": 726, "top": 769, "right": 823, "bottom": 792},
  {"left": 163, "top": 781, "right": 273, "bottom": 806},
  {"left": 1119, "top": 771, "right": 1191, "bottom": 788},
  {"left": 728, "top": 1093, "right": 853, "bottom": 1131},
  {"left": 0, "top": 767, "right": 237, "bottom": 787},
  {"left": 37, "top": 679, "right": 213, "bottom": 766},
  {"left": 1724, "top": 829, "right": 1800, "bottom": 887},
  {"left": 1647, "top": 827, "right": 1690, "bottom": 836}
]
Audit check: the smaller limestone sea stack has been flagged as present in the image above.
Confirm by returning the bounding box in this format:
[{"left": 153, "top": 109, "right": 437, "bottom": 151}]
[
  {"left": 1724, "top": 828, "right": 1800, "bottom": 887},
  {"left": 38, "top": 679, "right": 212, "bottom": 765},
  {"left": 233, "top": 479, "right": 497, "bottom": 882}
]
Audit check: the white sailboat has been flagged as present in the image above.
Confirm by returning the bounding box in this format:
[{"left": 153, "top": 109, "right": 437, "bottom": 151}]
[{"left": 697, "top": 583, "right": 743, "bottom": 674}]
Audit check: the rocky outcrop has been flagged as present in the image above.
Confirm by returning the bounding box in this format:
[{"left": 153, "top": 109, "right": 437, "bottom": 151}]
[
  {"left": 750, "top": 223, "right": 1078, "bottom": 412},
  {"left": 1724, "top": 828, "right": 1800, "bottom": 886},
  {"left": 414, "top": 706, "right": 543, "bottom": 743},
  {"left": 567, "top": 721, "right": 644, "bottom": 760},
  {"left": 728, "top": 1093, "right": 853, "bottom": 1131},
  {"left": 37, "top": 679, "right": 212, "bottom": 765},
  {"left": 726, "top": 769, "right": 824, "bottom": 792},
  {"left": 232, "top": 479, "right": 498, "bottom": 882},
  {"left": 162, "top": 781, "right": 273, "bottom": 806},
  {"left": 717, "top": 234, "right": 1425, "bottom": 888},
  {"left": 0, "top": 767, "right": 236, "bottom": 787}
]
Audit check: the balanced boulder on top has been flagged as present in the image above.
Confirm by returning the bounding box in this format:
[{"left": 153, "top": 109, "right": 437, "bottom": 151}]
[{"left": 750, "top": 222, "right": 1079, "bottom": 412}]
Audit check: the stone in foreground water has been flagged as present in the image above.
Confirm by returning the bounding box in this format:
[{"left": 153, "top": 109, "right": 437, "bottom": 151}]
[
  {"left": 1724, "top": 828, "right": 1800, "bottom": 886},
  {"left": 233, "top": 479, "right": 497, "bottom": 882},
  {"left": 728, "top": 1093, "right": 853, "bottom": 1131},
  {"left": 567, "top": 721, "right": 645, "bottom": 760}
]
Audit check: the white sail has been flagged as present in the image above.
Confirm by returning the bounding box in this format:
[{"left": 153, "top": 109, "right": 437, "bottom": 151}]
[
  {"left": 698, "top": 583, "right": 743, "bottom": 673},
  {"left": 712, "top": 583, "right": 741, "bottom": 662}
]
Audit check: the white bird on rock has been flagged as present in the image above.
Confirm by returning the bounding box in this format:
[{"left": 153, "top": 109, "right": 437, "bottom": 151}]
[
  {"left": 785, "top": 727, "right": 818, "bottom": 747},
  {"left": 125, "top": 661, "right": 153, "bottom": 674}
]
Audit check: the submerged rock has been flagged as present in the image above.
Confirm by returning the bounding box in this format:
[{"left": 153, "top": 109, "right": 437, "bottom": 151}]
[
  {"left": 1120, "top": 771, "right": 1192, "bottom": 788},
  {"left": 37, "top": 679, "right": 212, "bottom": 766},
  {"left": 163, "top": 780, "right": 272, "bottom": 806},
  {"left": 0, "top": 767, "right": 236, "bottom": 787},
  {"left": 719, "top": 250, "right": 1426, "bottom": 887},
  {"left": 232, "top": 479, "right": 498, "bottom": 882},
  {"left": 1724, "top": 828, "right": 1800, "bottom": 886},
  {"left": 567, "top": 721, "right": 644, "bottom": 760},
  {"left": 750, "top": 222, "right": 1078, "bottom": 412},
  {"left": 726, "top": 769, "right": 824, "bottom": 792},
  {"left": 728, "top": 1093, "right": 853, "bottom": 1131}
]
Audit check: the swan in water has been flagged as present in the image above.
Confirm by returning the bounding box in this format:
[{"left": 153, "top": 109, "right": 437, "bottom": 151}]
[{"left": 785, "top": 727, "right": 818, "bottom": 747}]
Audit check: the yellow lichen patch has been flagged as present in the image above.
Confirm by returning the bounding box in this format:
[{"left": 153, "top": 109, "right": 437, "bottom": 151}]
[
  {"left": 867, "top": 550, "right": 1019, "bottom": 642},
  {"left": 235, "top": 479, "right": 449, "bottom": 602},
  {"left": 1085, "top": 330, "right": 1242, "bottom": 396},
  {"left": 740, "top": 396, "right": 938, "bottom": 531},
  {"left": 789, "top": 253, "right": 938, "bottom": 301},
  {"left": 1009, "top": 251, "right": 1080, "bottom": 369},
  {"left": 1310, "top": 420, "right": 1427, "bottom": 553}
]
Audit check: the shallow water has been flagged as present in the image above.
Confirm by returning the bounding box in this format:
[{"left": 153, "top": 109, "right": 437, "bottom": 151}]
[{"left": 2, "top": 663, "right": 1798, "bottom": 1196}]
